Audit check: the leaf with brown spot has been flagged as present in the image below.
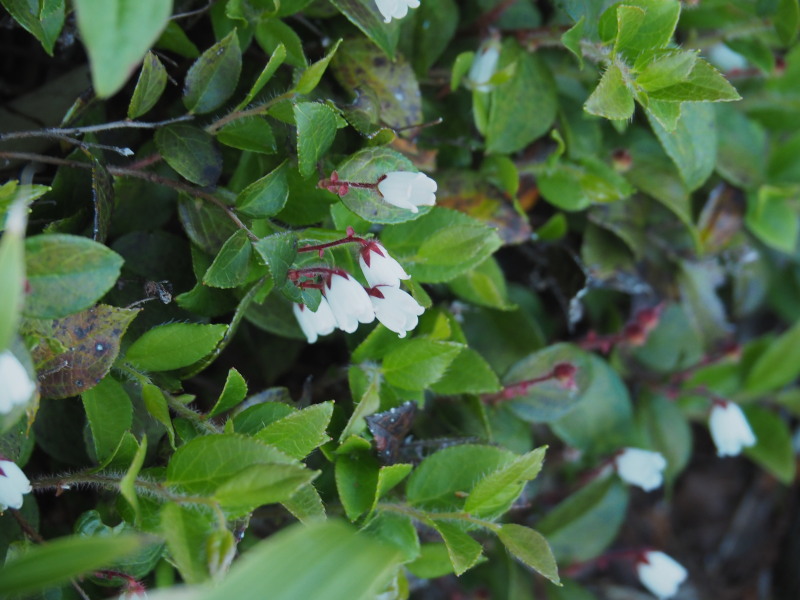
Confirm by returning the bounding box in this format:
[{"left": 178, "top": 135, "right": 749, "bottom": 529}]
[
  {"left": 436, "top": 172, "right": 532, "bottom": 245},
  {"left": 24, "top": 304, "right": 140, "bottom": 399}
]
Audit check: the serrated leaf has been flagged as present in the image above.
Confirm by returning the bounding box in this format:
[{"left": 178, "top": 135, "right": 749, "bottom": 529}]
[
  {"left": 340, "top": 365, "right": 382, "bottom": 441},
  {"left": 236, "top": 161, "right": 290, "bottom": 217},
  {"left": 635, "top": 50, "right": 697, "bottom": 91},
  {"left": 599, "top": 0, "right": 681, "bottom": 56},
  {"left": 119, "top": 435, "right": 147, "bottom": 524},
  {"left": 125, "top": 322, "right": 227, "bottom": 372},
  {"left": 0, "top": 0, "right": 65, "bottom": 55},
  {"left": 294, "top": 38, "right": 342, "bottom": 94},
  {"left": 255, "top": 18, "right": 306, "bottom": 68},
  {"left": 328, "top": 0, "right": 400, "bottom": 59},
  {"left": 255, "top": 401, "right": 333, "bottom": 459},
  {"left": 128, "top": 51, "right": 167, "bottom": 118},
  {"left": 183, "top": 31, "right": 242, "bottom": 114},
  {"left": 561, "top": 17, "right": 585, "bottom": 68},
  {"left": 208, "top": 368, "right": 248, "bottom": 417},
  {"left": 294, "top": 102, "right": 338, "bottom": 178},
  {"left": 335, "top": 449, "right": 380, "bottom": 521},
  {"left": 24, "top": 233, "right": 123, "bottom": 318},
  {"left": 82, "top": 375, "right": 132, "bottom": 462},
  {"left": 585, "top": 63, "right": 635, "bottom": 120},
  {"left": 203, "top": 230, "right": 253, "bottom": 289},
  {"left": 429, "top": 520, "right": 483, "bottom": 576},
  {"left": 382, "top": 339, "right": 462, "bottom": 390},
  {"left": 217, "top": 117, "right": 277, "bottom": 154},
  {"left": 73, "top": 0, "right": 172, "bottom": 97},
  {"left": 155, "top": 124, "right": 223, "bottom": 187},
  {"left": 282, "top": 484, "right": 326, "bottom": 524},
  {"left": 496, "top": 524, "right": 559, "bottom": 584},
  {"left": 646, "top": 58, "right": 740, "bottom": 102},
  {"left": 213, "top": 463, "right": 318, "bottom": 515},
  {"left": 160, "top": 503, "right": 214, "bottom": 584},
  {"left": 252, "top": 230, "right": 297, "bottom": 286},
  {"left": 465, "top": 447, "right": 546, "bottom": 515},
  {"left": 430, "top": 347, "right": 501, "bottom": 395}
]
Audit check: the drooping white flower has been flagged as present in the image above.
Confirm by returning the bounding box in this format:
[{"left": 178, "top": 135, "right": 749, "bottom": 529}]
[
  {"left": 636, "top": 551, "right": 688, "bottom": 599},
  {"left": 377, "top": 172, "right": 437, "bottom": 213},
  {"left": 359, "top": 242, "right": 410, "bottom": 288},
  {"left": 709, "top": 400, "right": 756, "bottom": 457},
  {"left": 369, "top": 286, "right": 425, "bottom": 338},
  {"left": 468, "top": 39, "right": 501, "bottom": 92},
  {"left": 293, "top": 297, "right": 337, "bottom": 344},
  {"left": 324, "top": 273, "right": 375, "bottom": 333},
  {"left": 0, "top": 459, "right": 32, "bottom": 511},
  {"left": 0, "top": 350, "right": 36, "bottom": 415},
  {"left": 375, "top": 0, "right": 420, "bottom": 23},
  {"left": 614, "top": 448, "right": 667, "bottom": 492}
]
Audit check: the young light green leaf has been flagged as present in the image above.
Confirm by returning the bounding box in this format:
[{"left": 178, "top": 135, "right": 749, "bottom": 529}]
[
  {"left": 235, "top": 43, "right": 287, "bottom": 110},
  {"left": 183, "top": 30, "right": 242, "bottom": 114},
  {"left": 496, "top": 524, "right": 560, "bottom": 584},
  {"left": 382, "top": 339, "right": 463, "bottom": 391},
  {"left": 74, "top": 0, "right": 172, "bottom": 98},
  {"left": 635, "top": 50, "right": 697, "bottom": 91},
  {"left": 127, "top": 51, "right": 168, "bottom": 118},
  {"left": 125, "top": 322, "right": 227, "bottom": 372},
  {"left": 141, "top": 383, "right": 175, "bottom": 449},
  {"left": 294, "top": 102, "right": 339, "bottom": 178},
  {"left": 208, "top": 368, "right": 248, "bottom": 418},
  {"left": 294, "top": 38, "right": 342, "bottom": 94},
  {"left": 160, "top": 502, "right": 214, "bottom": 584},
  {"left": 451, "top": 51, "right": 475, "bottom": 91},
  {"left": 82, "top": 376, "right": 133, "bottom": 463},
  {"left": 745, "top": 316, "right": 800, "bottom": 394},
  {"left": 255, "top": 401, "right": 334, "bottom": 459},
  {"left": 0, "top": 198, "right": 26, "bottom": 350},
  {"left": 464, "top": 447, "right": 547, "bottom": 516},
  {"left": 373, "top": 463, "right": 413, "bottom": 510},
  {"left": 203, "top": 230, "right": 254, "bottom": 289},
  {"left": 236, "top": 161, "right": 290, "bottom": 217},
  {"left": 255, "top": 18, "right": 307, "bottom": 68},
  {"left": 154, "top": 124, "right": 223, "bottom": 187},
  {"left": 599, "top": 0, "right": 681, "bottom": 57},
  {"left": 213, "top": 463, "right": 318, "bottom": 515},
  {"left": 646, "top": 58, "right": 740, "bottom": 102},
  {"left": 24, "top": 234, "right": 124, "bottom": 318},
  {"left": 1, "top": 0, "right": 65, "bottom": 56},
  {"left": 561, "top": 17, "right": 585, "bottom": 68},
  {"left": 429, "top": 520, "right": 483, "bottom": 576},
  {"left": 282, "top": 483, "right": 327, "bottom": 524},
  {"left": 584, "top": 63, "right": 635, "bottom": 120},
  {"left": 430, "top": 347, "right": 502, "bottom": 395}
]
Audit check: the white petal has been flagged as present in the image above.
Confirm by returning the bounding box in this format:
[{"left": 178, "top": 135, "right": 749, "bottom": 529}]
[
  {"left": 360, "top": 243, "right": 410, "bottom": 288},
  {"left": 0, "top": 460, "right": 31, "bottom": 511},
  {"left": 325, "top": 274, "right": 375, "bottom": 333},
  {"left": 615, "top": 448, "right": 667, "bottom": 492},
  {"left": 637, "top": 551, "right": 688, "bottom": 599},
  {"left": 0, "top": 350, "right": 36, "bottom": 415},
  {"left": 709, "top": 402, "right": 756, "bottom": 457},
  {"left": 371, "top": 287, "right": 424, "bottom": 337}
]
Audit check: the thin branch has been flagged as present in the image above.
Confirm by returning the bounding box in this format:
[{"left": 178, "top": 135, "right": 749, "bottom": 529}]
[
  {"left": 0, "top": 115, "right": 194, "bottom": 142},
  {"left": 205, "top": 91, "right": 296, "bottom": 133},
  {"left": 172, "top": 0, "right": 217, "bottom": 20}
]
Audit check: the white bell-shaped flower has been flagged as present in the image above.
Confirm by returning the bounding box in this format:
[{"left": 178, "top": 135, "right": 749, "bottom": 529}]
[
  {"left": 377, "top": 172, "right": 437, "bottom": 213},
  {"left": 614, "top": 448, "right": 667, "bottom": 492},
  {"left": 293, "top": 297, "right": 337, "bottom": 344},
  {"left": 375, "top": 0, "right": 420, "bottom": 23},
  {"left": 324, "top": 273, "right": 375, "bottom": 333},
  {"left": 0, "top": 459, "right": 32, "bottom": 511},
  {"left": 370, "top": 286, "right": 425, "bottom": 338},
  {"left": 0, "top": 350, "right": 36, "bottom": 415},
  {"left": 636, "top": 551, "right": 688, "bottom": 599},
  {"left": 359, "top": 242, "right": 410, "bottom": 288},
  {"left": 468, "top": 39, "right": 501, "bottom": 92},
  {"left": 709, "top": 400, "right": 756, "bottom": 457}
]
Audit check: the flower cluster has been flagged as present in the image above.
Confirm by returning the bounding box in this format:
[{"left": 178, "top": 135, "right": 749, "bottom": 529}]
[
  {"left": 0, "top": 350, "right": 36, "bottom": 415},
  {"left": 636, "top": 550, "right": 688, "bottom": 599},
  {"left": 375, "top": 0, "right": 420, "bottom": 23},
  {"left": 614, "top": 447, "right": 667, "bottom": 492},
  {"left": 0, "top": 458, "right": 31, "bottom": 511},
  {"left": 293, "top": 240, "right": 424, "bottom": 343}
]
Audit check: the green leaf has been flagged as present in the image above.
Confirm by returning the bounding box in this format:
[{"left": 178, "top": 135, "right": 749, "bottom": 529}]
[
  {"left": 496, "top": 524, "right": 560, "bottom": 584},
  {"left": 294, "top": 101, "right": 339, "bottom": 178},
  {"left": 233, "top": 399, "right": 295, "bottom": 434},
  {"left": 451, "top": 51, "right": 475, "bottom": 91},
  {"left": 282, "top": 483, "right": 327, "bottom": 524},
  {"left": 584, "top": 63, "right": 635, "bottom": 120},
  {"left": 156, "top": 20, "right": 200, "bottom": 58},
  {"left": 637, "top": 393, "right": 692, "bottom": 481},
  {"left": 537, "top": 476, "right": 628, "bottom": 563},
  {"left": 486, "top": 43, "right": 557, "bottom": 154},
  {"left": 73, "top": 0, "right": 172, "bottom": 97},
  {"left": 213, "top": 463, "right": 318, "bottom": 514},
  {"left": 126, "top": 322, "right": 227, "bottom": 372},
  {"left": 127, "top": 51, "right": 167, "bottom": 118},
  {"left": 24, "top": 233, "right": 123, "bottom": 318},
  {"left": 82, "top": 376, "right": 133, "bottom": 463},
  {"left": 430, "top": 347, "right": 502, "bottom": 395},
  {"left": 362, "top": 511, "right": 420, "bottom": 563},
  {"left": 208, "top": 368, "right": 248, "bottom": 418},
  {"left": 142, "top": 384, "right": 175, "bottom": 449},
  {"left": 448, "top": 257, "right": 513, "bottom": 310},
  {"left": 465, "top": 447, "right": 546, "bottom": 517},
  {"left": 743, "top": 406, "right": 796, "bottom": 484},
  {"left": 745, "top": 317, "right": 800, "bottom": 394},
  {"left": 0, "top": 202, "right": 26, "bottom": 351},
  {"left": 561, "top": 17, "right": 585, "bottom": 68},
  {"left": 167, "top": 433, "right": 296, "bottom": 495},
  {"left": 745, "top": 185, "right": 798, "bottom": 253},
  {"left": 374, "top": 463, "right": 413, "bottom": 508},
  {"left": 776, "top": 0, "right": 800, "bottom": 45},
  {"left": 252, "top": 231, "right": 298, "bottom": 286},
  {"left": 635, "top": 50, "right": 697, "bottom": 91},
  {"left": 119, "top": 435, "right": 148, "bottom": 524},
  {"left": 715, "top": 103, "right": 767, "bottom": 188},
  {"left": 599, "top": 0, "right": 681, "bottom": 56},
  {"left": 236, "top": 161, "right": 290, "bottom": 217},
  {"left": 294, "top": 38, "right": 342, "bottom": 94},
  {"left": 0, "top": 534, "right": 144, "bottom": 596},
  {"left": 154, "top": 124, "right": 223, "bottom": 187},
  {"left": 335, "top": 449, "right": 380, "bottom": 521},
  {"left": 160, "top": 503, "right": 214, "bottom": 584},
  {"left": 328, "top": 0, "right": 400, "bottom": 59},
  {"left": 646, "top": 58, "right": 741, "bottom": 102},
  {"left": 196, "top": 520, "right": 401, "bottom": 600},
  {"left": 255, "top": 401, "right": 334, "bottom": 459},
  {"left": 429, "top": 519, "right": 483, "bottom": 576},
  {"left": 340, "top": 365, "right": 382, "bottom": 441},
  {"left": 255, "top": 18, "right": 306, "bottom": 68},
  {"left": 647, "top": 101, "right": 717, "bottom": 191},
  {"left": 1, "top": 0, "right": 65, "bottom": 55},
  {"left": 217, "top": 117, "right": 277, "bottom": 154},
  {"left": 382, "top": 339, "right": 462, "bottom": 390},
  {"left": 380, "top": 207, "right": 503, "bottom": 283},
  {"left": 183, "top": 31, "right": 242, "bottom": 114},
  {"left": 203, "top": 230, "right": 254, "bottom": 289},
  {"left": 235, "top": 44, "right": 287, "bottom": 110},
  {"left": 407, "top": 0, "right": 458, "bottom": 76}
]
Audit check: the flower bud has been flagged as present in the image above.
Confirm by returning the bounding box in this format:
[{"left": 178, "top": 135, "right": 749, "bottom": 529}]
[
  {"left": 636, "top": 551, "right": 688, "bottom": 599},
  {"left": 709, "top": 400, "right": 756, "bottom": 457},
  {"left": 0, "top": 350, "right": 36, "bottom": 415},
  {"left": 293, "top": 298, "right": 337, "bottom": 344},
  {"left": 374, "top": 0, "right": 420, "bottom": 23},
  {"left": 369, "top": 286, "right": 425, "bottom": 338},
  {"left": 377, "top": 171, "right": 437, "bottom": 213},
  {"left": 324, "top": 273, "right": 375, "bottom": 333},
  {"left": 0, "top": 458, "right": 32, "bottom": 511},
  {"left": 614, "top": 448, "right": 667, "bottom": 492},
  {"left": 468, "top": 39, "right": 501, "bottom": 92},
  {"left": 359, "top": 242, "right": 410, "bottom": 288}
]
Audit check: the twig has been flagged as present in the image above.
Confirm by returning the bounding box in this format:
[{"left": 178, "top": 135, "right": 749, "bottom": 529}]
[{"left": 0, "top": 115, "right": 194, "bottom": 142}]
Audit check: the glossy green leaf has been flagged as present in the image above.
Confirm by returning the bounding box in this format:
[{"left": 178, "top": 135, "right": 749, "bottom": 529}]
[
  {"left": 127, "top": 51, "right": 167, "bottom": 118},
  {"left": 217, "top": 117, "right": 277, "bottom": 154},
  {"left": 155, "top": 124, "right": 223, "bottom": 187},
  {"left": 213, "top": 463, "right": 318, "bottom": 514},
  {"left": 382, "top": 339, "right": 462, "bottom": 390},
  {"left": 125, "top": 322, "right": 227, "bottom": 372},
  {"left": 236, "top": 161, "right": 290, "bottom": 217},
  {"left": 24, "top": 233, "right": 123, "bottom": 318},
  {"left": 252, "top": 230, "right": 298, "bottom": 286},
  {"left": 294, "top": 38, "right": 342, "bottom": 94},
  {"left": 294, "top": 101, "right": 339, "bottom": 178},
  {"left": 235, "top": 43, "right": 287, "bottom": 110},
  {"left": 208, "top": 368, "right": 248, "bottom": 418},
  {"left": 183, "top": 31, "right": 242, "bottom": 114},
  {"left": 160, "top": 502, "right": 214, "bottom": 584},
  {"left": 497, "top": 524, "right": 560, "bottom": 584},
  {"left": 335, "top": 449, "right": 380, "bottom": 520},
  {"left": 203, "top": 230, "right": 254, "bottom": 289},
  {"left": 74, "top": 0, "right": 172, "bottom": 97},
  {"left": 255, "top": 18, "right": 306, "bottom": 68},
  {"left": 255, "top": 401, "right": 334, "bottom": 459},
  {"left": 82, "top": 376, "right": 132, "bottom": 462},
  {"left": 465, "top": 447, "right": 546, "bottom": 516}
]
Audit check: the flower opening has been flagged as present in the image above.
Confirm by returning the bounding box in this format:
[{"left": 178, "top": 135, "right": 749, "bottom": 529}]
[{"left": 377, "top": 171, "right": 437, "bottom": 213}]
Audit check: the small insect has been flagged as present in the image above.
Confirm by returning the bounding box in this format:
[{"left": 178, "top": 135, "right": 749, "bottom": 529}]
[{"left": 365, "top": 402, "right": 417, "bottom": 465}]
